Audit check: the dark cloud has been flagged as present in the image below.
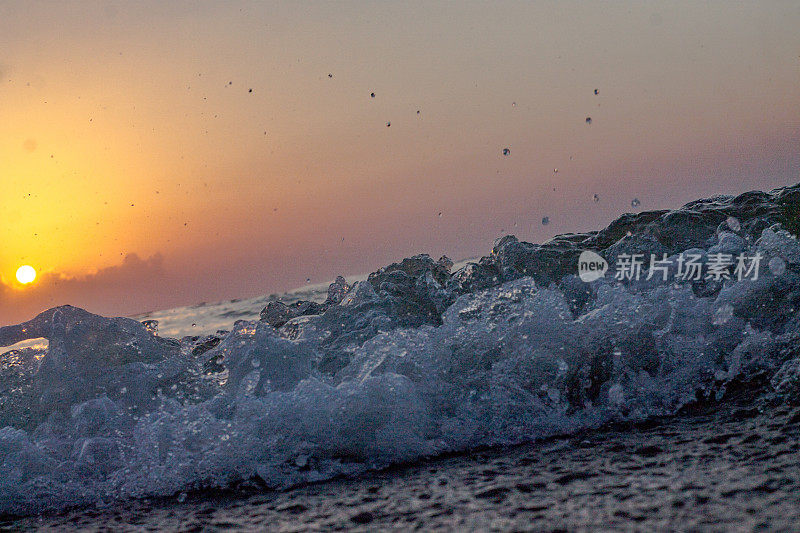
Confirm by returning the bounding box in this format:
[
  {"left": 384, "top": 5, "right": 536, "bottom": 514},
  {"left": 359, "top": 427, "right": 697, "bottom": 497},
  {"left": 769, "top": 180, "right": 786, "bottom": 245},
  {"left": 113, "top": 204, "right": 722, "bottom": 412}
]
[{"left": 0, "top": 254, "right": 168, "bottom": 325}]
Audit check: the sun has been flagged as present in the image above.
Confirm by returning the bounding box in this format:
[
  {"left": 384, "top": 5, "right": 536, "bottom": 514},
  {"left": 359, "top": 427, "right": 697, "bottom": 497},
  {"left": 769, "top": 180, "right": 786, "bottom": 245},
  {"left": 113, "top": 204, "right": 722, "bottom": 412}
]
[{"left": 15, "top": 265, "right": 37, "bottom": 285}]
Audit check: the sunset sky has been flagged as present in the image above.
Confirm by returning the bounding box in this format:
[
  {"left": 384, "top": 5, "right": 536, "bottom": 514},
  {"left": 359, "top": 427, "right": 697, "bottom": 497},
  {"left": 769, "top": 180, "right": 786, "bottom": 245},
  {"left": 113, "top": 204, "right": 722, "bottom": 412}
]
[{"left": 1, "top": 1, "right": 799, "bottom": 324}]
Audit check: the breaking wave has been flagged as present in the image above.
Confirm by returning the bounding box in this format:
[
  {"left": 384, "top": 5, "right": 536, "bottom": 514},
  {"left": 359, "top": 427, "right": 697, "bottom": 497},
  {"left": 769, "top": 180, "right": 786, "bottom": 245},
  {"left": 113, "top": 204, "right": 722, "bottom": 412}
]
[{"left": 1, "top": 183, "right": 800, "bottom": 515}]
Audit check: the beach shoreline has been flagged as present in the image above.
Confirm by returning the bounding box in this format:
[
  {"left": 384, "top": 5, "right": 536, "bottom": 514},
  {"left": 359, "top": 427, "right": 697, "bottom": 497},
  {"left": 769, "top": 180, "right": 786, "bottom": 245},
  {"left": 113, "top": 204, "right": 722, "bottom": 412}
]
[{"left": 11, "top": 392, "right": 800, "bottom": 531}]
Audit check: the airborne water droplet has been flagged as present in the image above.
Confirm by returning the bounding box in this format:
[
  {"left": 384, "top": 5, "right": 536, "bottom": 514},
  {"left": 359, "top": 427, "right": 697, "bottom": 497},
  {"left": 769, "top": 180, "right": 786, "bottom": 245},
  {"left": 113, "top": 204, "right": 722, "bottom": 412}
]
[
  {"left": 541, "top": 216, "right": 550, "bottom": 226},
  {"left": 502, "top": 148, "right": 510, "bottom": 156},
  {"left": 593, "top": 194, "right": 600, "bottom": 203},
  {"left": 769, "top": 257, "right": 787, "bottom": 276},
  {"left": 585, "top": 117, "right": 592, "bottom": 124},
  {"left": 631, "top": 198, "right": 641, "bottom": 208}
]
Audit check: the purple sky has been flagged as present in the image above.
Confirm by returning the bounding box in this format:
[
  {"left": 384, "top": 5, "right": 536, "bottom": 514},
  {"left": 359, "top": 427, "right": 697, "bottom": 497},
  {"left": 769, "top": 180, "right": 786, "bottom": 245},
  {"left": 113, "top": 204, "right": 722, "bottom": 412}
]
[{"left": 1, "top": 1, "right": 799, "bottom": 324}]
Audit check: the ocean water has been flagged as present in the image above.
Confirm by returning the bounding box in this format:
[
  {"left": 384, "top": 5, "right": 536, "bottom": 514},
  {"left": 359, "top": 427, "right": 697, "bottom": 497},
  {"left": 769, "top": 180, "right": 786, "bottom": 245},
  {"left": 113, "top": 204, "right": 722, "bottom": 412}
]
[
  {"left": 14, "top": 397, "right": 800, "bottom": 530},
  {"left": 1, "top": 183, "right": 800, "bottom": 526}
]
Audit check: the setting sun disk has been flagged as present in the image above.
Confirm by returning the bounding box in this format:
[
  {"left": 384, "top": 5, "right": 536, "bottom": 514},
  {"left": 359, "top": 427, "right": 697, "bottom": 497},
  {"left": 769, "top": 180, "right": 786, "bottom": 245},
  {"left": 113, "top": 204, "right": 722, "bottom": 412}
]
[{"left": 15, "top": 265, "right": 37, "bottom": 284}]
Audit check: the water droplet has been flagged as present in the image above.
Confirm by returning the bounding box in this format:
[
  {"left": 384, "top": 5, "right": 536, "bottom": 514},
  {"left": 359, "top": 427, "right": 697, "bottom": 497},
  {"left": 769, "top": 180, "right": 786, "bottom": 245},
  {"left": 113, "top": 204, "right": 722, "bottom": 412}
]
[
  {"left": 306, "top": 278, "right": 311, "bottom": 283},
  {"left": 177, "top": 492, "right": 187, "bottom": 503},
  {"left": 631, "top": 198, "right": 641, "bottom": 208},
  {"left": 593, "top": 194, "right": 600, "bottom": 202},
  {"left": 327, "top": 73, "right": 332, "bottom": 78},
  {"left": 769, "top": 257, "right": 787, "bottom": 276},
  {"left": 191, "top": 323, "right": 196, "bottom": 328},
  {"left": 593, "top": 89, "right": 599, "bottom": 95},
  {"left": 608, "top": 383, "right": 624, "bottom": 406},
  {"left": 502, "top": 148, "right": 511, "bottom": 156},
  {"left": 248, "top": 88, "right": 253, "bottom": 93},
  {"left": 585, "top": 117, "right": 592, "bottom": 124},
  {"left": 541, "top": 216, "right": 550, "bottom": 226},
  {"left": 370, "top": 92, "right": 375, "bottom": 98},
  {"left": 511, "top": 102, "right": 516, "bottom": 107},
  {"left": 726, "top": 217, "right": 741, "bottom": 232},
  {"left": 713, "top": 304, "right": 735, "bottom": 325},
  {"left": 438, "top": 212, "right": 442, "bottom": 217},
  {"left": 553, "top": 168, "right": 558, "bottom": 173},
  {"left": 416, "top": 110, "right": 420, "bottom": 114},
  {"left": 386, "top": 121, "right": 391, "bottom": 127}
]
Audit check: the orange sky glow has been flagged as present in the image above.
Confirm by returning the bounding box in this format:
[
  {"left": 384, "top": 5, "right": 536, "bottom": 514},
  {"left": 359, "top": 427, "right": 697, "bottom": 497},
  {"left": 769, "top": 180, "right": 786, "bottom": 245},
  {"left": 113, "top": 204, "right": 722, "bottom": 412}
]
[{"left": 1, "top": 1, "right": 799, "bottom": 324}]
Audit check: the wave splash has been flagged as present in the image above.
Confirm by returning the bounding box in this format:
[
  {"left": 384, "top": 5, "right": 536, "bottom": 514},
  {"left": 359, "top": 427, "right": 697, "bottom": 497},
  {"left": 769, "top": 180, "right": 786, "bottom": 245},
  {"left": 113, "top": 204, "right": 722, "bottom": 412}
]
[{"left": 1, "top": 183, "right": 800, "bottom": 515}]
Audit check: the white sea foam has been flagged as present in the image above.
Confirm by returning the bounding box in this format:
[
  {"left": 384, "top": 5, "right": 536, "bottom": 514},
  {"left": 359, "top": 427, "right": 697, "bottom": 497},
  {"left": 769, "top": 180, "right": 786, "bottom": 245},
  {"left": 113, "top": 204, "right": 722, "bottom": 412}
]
[{"left": 0, "top": 217, "right": 799, "bottom": 515}]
